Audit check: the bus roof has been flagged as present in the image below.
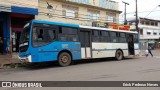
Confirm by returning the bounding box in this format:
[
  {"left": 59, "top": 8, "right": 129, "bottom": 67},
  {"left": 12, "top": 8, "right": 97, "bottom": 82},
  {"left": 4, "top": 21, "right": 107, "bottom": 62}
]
[
  {"left": 32, "top": 19, "right": 79, "bottom": 28},
  {"left": 31, "top": 20, "right": 137, "bottom": 34},
  {"left": 80, "top": 25, "right": 138, "bottom": 34}
]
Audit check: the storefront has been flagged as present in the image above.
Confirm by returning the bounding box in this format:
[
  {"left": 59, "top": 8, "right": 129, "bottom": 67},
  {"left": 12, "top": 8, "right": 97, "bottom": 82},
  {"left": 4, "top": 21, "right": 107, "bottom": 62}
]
[
  {"left": 0, "top": 12, "right": 10, "bottom": 54},
  {"left": 10, "top": 13, "right": 35, "bottom": 52},
  {"left": 92, "top": 22, "right": 130, "bottom": 31},
  {"left": 0, "top": 3, "right": 38, "bottom": 54}
]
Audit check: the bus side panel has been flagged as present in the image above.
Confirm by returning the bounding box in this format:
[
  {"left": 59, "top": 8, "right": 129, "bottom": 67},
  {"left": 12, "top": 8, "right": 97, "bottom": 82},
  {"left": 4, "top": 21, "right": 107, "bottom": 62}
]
[
  {"left": 38, "top": 52, "right": 59, "bottom": 62},
  {"left": 92, "top": 43, "right": 128, "bottom": 58},
  {"left": 92, "top": 43, "right": 114, "bottom": 58},
  {"left": 53, "top": 42, "right": 81, "bottom": 60},
  {"left": 111, "top": 43, "right": 128, "bottom": 56},
  {"left": 134, "top": 43, "right": 140, "bottom": 55},
  {"left": 31, "top": 42, "right": 81, "bottom": 62},
  {"left": 29, "top": 43, "right": 57, "bottom": 62}
]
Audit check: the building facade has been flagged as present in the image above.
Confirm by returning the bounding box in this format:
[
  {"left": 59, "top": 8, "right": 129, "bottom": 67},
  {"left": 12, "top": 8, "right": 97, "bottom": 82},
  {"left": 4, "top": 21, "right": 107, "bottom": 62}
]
[
  {"left": 0, "top": 0, "right": 38, "bottom": 53},
  {"left": 36, "top": 0, "right": 121, "bottom": 26},
  {"left": 129, "top": 18, "right": 160, "bottom": 50},
  {"left": 0, "top": 0, "right": 122, "bottom": 54}
]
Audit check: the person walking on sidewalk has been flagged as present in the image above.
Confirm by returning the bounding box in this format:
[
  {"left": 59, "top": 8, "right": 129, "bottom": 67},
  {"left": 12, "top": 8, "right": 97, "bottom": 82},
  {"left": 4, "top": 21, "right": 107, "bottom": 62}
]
[
  {"left": 0, "top": 37, "right": 4, "bottom": 55},
  {"left": 6, "top": 38, "right": 10, "bottom": 54},
  {"left": 147, "top": 45, "right": 153, "bottom": 57},
  {"left": 145, "top": 49, "right": 148, "bottom": 57}
]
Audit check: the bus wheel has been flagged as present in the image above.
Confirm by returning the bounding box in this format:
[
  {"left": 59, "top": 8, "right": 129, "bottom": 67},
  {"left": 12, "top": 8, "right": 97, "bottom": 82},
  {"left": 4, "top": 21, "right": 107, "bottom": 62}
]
[
  {"left": 115, "top": 50, "right": 123, "bottom": 60},
  {"left": 58, "top": 52, "right": 71, "bottom": 67}
]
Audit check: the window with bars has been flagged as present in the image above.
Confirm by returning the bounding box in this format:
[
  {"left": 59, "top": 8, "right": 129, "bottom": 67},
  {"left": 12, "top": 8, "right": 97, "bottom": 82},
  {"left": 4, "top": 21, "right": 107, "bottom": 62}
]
[
  {"left": 62, "top": 5, "right": 79, "bottom": 18},
  {"left": 106, "top": 12, "right": 116, "bottom": 23},
  {"left": 153, "top": 32, "right": 157, "bottom": 35},
  {"left": 147, "top": 32, "right": 151, "bottom": 35},
  {"left": 87, "top": 9, "right": 100, "bottom": 21}
]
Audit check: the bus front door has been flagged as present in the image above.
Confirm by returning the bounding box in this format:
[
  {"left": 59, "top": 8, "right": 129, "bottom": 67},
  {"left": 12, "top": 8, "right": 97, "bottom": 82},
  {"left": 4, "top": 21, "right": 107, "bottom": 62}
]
[
  {"left": 128, "top": 34, "right": 135, "bottom": 55},
  {"left": 80, "top": 30, "right": 92, "bottom": 59}
]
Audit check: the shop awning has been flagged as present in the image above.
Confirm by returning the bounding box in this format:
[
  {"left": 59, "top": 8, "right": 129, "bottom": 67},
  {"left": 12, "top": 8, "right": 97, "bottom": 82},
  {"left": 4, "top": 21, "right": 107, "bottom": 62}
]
[
  {"left": 148, "top": 41, "right": 155, "bottom": 44},
  {"left": 11, "top": 6, "right": 38, "bottom": 15}
]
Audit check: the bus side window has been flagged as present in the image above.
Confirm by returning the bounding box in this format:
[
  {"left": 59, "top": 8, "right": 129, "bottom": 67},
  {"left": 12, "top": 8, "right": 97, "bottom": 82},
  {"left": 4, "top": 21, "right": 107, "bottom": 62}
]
[
  {"left": 32, "top": 27, "right": 57, "bottom": 47},
  {"left": 119, "top": 33, "right": 126, "bottom": 43},
  {"left": 47, "top": 29, "right": 56, "bottom": 41},
  {"left": 110, "top": 32, "right": 117, "bottom": 43},
  {"left": 134, "top": 34, "right": 138, "bottom": 43},
  {"left": 100, "top": 31, "right": 110, "bottom": 42},
  {"left": 58, "top": 27, "right": 78, "bottom": 42},
  {"left": 38, "top": 29, "right": 44, "bottom": 40},
  {"left": 32, "top": 27, "right": 38, "bottom": 41},
  {"left": 92, "top": 30, "right": 99, "bottom": 42}
]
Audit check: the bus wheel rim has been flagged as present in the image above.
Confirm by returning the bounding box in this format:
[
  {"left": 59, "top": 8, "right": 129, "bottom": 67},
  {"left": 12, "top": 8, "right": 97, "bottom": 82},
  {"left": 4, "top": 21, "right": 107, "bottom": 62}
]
[
  {"left": 117, "top": 51, "right": 122, "bottom": 59},
  {"left": 61, "top": 56, "right": 68, "bottom": 63}
]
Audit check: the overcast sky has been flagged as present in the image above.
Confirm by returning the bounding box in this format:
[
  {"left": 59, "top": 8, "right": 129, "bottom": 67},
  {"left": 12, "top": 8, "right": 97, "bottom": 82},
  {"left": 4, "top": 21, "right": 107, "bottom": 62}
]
[{"left": 113, "top": 0, "right": 160, "bottom": 22}]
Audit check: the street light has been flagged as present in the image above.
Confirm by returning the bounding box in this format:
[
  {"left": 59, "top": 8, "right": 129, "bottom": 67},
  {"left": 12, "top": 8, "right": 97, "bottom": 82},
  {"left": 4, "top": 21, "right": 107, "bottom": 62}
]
[{"left": 122, "top": 1, "right": 129, "bottom": 25}]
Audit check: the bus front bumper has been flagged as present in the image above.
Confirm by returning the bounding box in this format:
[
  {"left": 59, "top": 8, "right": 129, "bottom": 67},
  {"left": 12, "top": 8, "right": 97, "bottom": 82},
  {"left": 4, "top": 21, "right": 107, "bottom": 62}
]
[{"left": 19, "top": 55, "right": 32, "bottom": 63}]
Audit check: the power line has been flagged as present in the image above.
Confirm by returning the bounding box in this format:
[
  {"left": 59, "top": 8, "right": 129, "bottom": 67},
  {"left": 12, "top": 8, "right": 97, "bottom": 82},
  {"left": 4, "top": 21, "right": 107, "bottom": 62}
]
[
  {"left": 38, "top": 6, "right": 122, "bottom": 23},
  {"left": 2, "top": 1, "right": 131, "bottom": 24},
  {"left": 125, "top": 10, "right": 160, "bottom": 14},
  {"left": 144, "top": 5, "right": 160, "bottom": 18}
]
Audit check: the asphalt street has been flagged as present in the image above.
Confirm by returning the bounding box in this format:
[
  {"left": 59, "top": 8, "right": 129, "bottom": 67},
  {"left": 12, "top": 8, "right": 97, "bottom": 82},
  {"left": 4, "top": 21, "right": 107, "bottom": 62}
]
[{"left": 0, "top": 52, "right": 160, "bottom": 90}]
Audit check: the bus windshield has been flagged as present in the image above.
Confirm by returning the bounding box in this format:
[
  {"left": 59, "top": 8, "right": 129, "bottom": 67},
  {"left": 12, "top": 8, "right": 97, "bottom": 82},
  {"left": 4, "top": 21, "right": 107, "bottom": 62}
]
[
  {"left": 19, "top": 24, "right": 30, "bottom": 52},
  {"left": 20, "top": 26, "right": 30, "bottom": 44}
]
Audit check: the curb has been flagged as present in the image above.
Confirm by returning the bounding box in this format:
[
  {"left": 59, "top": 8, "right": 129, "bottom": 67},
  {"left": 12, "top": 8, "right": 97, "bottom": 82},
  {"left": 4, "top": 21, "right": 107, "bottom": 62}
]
[{"left": 0, "top": 63, "right": 22, "bottom": 69}]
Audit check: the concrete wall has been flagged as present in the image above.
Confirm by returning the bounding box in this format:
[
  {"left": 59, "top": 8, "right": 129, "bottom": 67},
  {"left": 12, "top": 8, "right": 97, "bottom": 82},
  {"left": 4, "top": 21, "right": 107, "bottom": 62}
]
[
  {"left": 35, "top": 0, "right": 120, "bottom": 26},
  {"left": 0, "top": 0, "right": 38, "bottom": 8},
  {"left": 140, "top": 25, "right": 160, "bottom": 40},
  {"left": 0, "top": 12, "right": 10, "bottom": 53}
]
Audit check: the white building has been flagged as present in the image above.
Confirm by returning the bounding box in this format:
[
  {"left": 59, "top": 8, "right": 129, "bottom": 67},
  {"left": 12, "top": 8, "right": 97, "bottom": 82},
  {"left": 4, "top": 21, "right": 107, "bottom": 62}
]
[{"left": 129, "top": 17, "right": 160, "bottom": 50}]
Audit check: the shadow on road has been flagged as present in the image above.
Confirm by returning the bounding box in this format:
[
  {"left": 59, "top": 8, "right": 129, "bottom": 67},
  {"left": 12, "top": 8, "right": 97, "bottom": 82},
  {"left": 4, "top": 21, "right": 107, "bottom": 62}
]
[{"left": 21, "top": 57, "right": 137, "bottom": 70}]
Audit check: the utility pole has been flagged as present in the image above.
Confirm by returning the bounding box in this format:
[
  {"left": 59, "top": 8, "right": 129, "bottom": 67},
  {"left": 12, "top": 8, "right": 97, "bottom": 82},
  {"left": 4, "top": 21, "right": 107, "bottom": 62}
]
[
  {"left": 135, "top": 0, "right": 140, "bottom": 49},
  {"left": 122, "top": 1, "right": 129, "bottom": 25},
  {"left": 135, "top": 0, "right": 138, "bottom": 33}
]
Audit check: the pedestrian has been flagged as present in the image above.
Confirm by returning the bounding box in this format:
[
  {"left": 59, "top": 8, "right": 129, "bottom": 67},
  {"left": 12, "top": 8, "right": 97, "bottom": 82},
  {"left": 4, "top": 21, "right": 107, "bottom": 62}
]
[
  {"left": 0, "top": 37, "right": 4, "bottom": 54},
  {"left": 6, "top": 38, "right": 10, "bottom": 54},
  {"left": 145, "top": 49, "right": 148, "bottom": 57},
  {"left": 148, "top": 45, "right": 153, "bottom": 57}
]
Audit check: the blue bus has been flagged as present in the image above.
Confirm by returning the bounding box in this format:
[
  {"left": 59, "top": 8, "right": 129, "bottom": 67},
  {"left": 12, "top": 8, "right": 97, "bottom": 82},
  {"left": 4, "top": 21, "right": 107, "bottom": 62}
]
[{"left": 19, "top": 20, "right": 140, "bottom": 66}]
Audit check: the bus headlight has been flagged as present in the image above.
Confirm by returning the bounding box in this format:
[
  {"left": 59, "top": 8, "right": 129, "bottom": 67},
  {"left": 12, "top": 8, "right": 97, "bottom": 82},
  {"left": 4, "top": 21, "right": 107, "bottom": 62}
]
[{"left": 19, "top": 55, "right": 32, "bottom": 63}]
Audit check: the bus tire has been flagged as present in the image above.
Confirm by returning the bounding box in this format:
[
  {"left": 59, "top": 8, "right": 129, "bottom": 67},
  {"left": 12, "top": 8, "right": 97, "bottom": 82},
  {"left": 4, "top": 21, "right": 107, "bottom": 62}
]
[
  {"left": 58, "top": 52, "right": 71, "bottom": 67},
  {"left": 115, "top": 50, "right": 123, "bottom": 60}
]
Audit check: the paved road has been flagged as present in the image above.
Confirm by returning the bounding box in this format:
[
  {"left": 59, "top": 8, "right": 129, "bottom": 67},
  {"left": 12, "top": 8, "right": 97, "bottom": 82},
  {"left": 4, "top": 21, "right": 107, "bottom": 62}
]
[
  {"left": 0, "top": 54, "right": 160, "bottom": 90},
  {"left": 1, "top": 57, "right": 160, "bottom": 81}
]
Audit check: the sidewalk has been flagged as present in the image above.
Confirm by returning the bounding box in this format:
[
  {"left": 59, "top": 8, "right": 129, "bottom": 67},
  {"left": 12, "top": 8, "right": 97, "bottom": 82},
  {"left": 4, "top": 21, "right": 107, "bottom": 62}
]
[
  {"left": 0, "top": 53, "right": 20, "bottom": 69},
  {"left": 139, "top": 49, "right": 160, "bottom": 57},
  {"left": 0, "top": 50, "right": 159, "bottom": 69}
]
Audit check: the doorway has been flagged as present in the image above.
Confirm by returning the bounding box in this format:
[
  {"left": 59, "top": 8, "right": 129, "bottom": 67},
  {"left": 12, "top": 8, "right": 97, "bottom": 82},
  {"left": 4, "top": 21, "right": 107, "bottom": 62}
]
[
  {"left": 128, "top": 34, "right": 135, "bottom": 55},
  {"left": 11, "top": 13, "right": 34, "bottom": 52},
  {"left": 12, "top": 32, "right": 21, "bottom": 52},
  {"left": 80, "top": 30, "right": 92, "bottom": 59},
  {"left": 0, "top": 21, "right": 4, "bottom": 53},
  {"left": 0, "top": 21, "right": 3, "bottom": 38}
]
